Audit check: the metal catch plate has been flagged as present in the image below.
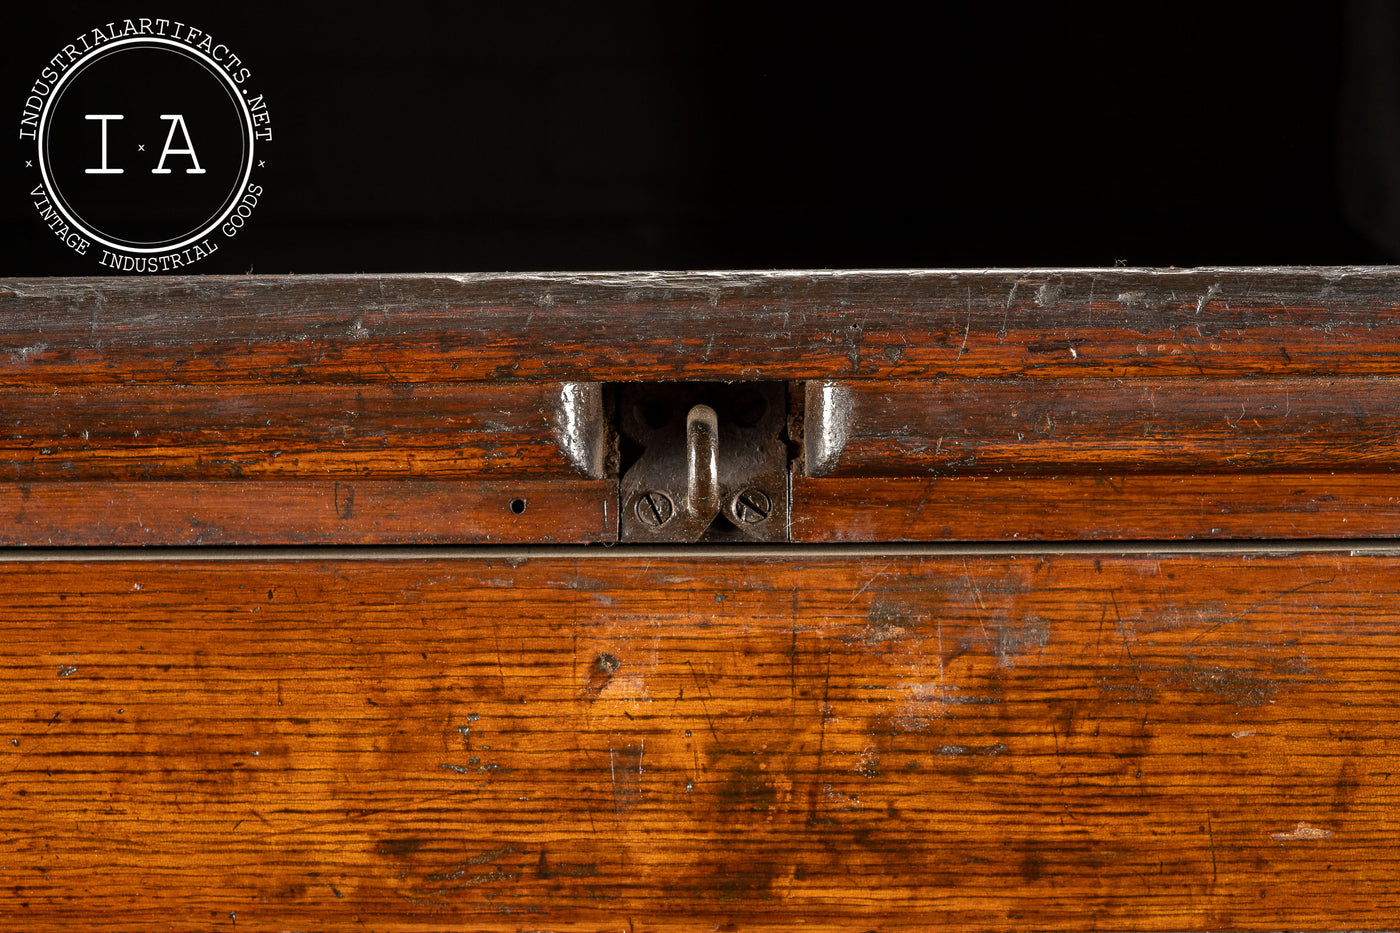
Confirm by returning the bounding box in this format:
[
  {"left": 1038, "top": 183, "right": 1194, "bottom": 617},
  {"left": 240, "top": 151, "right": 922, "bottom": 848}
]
[{"left": 615, "top": 382, "right": 789, "bottom": 543}]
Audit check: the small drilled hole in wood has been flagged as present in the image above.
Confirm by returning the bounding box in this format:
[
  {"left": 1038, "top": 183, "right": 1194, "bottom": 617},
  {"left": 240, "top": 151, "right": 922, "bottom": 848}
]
[{"left": 509, "top": 498, "right": 527, "bottom": 515}]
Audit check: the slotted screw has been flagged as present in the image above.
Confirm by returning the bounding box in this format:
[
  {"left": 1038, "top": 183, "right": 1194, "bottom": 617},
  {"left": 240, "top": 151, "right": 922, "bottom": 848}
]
[
  {"left": 635, "top": 491, "right": 674, "bottom": 527},
  {"left": 733, "top": 488, "right": 772, "bottom": 524}
]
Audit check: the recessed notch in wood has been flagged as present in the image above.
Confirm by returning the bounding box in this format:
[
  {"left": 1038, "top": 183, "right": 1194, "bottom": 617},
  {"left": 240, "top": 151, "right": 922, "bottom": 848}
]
[{"left": 613, "top": 382, "right": 790, "bottom": 543}]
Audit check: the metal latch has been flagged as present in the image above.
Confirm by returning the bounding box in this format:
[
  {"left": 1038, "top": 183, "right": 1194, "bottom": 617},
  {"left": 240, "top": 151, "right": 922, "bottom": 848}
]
[{"left": 614, "top": 382, "right": 789, "bottom": 543}]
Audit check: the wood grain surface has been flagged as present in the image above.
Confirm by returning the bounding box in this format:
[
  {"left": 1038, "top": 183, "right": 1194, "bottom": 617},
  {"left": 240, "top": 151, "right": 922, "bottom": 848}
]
[
  {"left": 0, "top": 383, "right": 598, "bottom": 481},
  {"left": 791, "top": 473, "right": 1400, "bottom": 542},
  {"left": 5, "top": 269, "right": 1400, "bottom": 544},
  {"left": 4, "top": 269, "right": 1400, "bottom": 385},
  {"left": 806, "top": 377, "right": 1400, "bottom": 476},
  {"left": 1, "top": 553, "right": 1395, "bottom": 931},
  {"left": 0, "top": 366, "right": 613, "bottom": 544},
  {"left": 0, "top": 479, "right": 615, "bottom": 545}
]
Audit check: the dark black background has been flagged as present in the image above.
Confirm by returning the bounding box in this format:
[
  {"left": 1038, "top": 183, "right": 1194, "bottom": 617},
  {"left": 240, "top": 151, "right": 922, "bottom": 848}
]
[{"left": 4, "top": 3, "right": 1397, "bottom": 274}]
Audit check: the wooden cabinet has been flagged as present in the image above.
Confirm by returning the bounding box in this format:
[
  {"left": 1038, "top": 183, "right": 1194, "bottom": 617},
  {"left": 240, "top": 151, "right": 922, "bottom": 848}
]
[{"left": 1, "top": 270, "right": 1396, "bottom": 930}]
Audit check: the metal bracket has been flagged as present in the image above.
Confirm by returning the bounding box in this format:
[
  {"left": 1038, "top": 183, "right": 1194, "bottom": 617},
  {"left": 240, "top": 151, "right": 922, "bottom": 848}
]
[{"left": 615, "top": 382, "right": 789, "bottom": 543}]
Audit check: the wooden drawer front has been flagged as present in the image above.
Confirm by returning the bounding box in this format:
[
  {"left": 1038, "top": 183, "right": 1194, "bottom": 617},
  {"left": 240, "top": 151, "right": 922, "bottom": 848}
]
[
  {"left": 797, "top": 373, "right": 1400, "bottom": 542},
  {"left": 5, "top": 269, "right": 1400, "bottom": 545},
  {"left": 2, "top": 553, "right": 1394, "bottom": 931},
  {"left": 805, "top": 377, "right": 1400, "bottom": 477},
  {"left": 0, "top": 379, "right": 612, "bottom": 545}
]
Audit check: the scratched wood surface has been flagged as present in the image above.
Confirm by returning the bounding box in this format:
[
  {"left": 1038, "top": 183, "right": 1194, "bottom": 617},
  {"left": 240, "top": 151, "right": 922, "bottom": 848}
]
[
  {"left": 0, "top": 377, "right": 616, "bottom": 545},
  {"left": 4, "top": 269, "right": 1400, "bottom": 385},
  {"left": 1, "top": 553, "right": 1396, "bottom": 931},
  {"left": 1, "top": 479, "right": 615, "bottom": 545},
  {"left": 0, "top": 375, "right": 613, "bottom": 544},
  {"left": 805, "top": 377, "right": 1400, "bottom": 476},
  {"left": 795, "top": 370, "right": 1400, "bottom": 541},
  {"left": 0, "top": 383, "right": 598, "bottom": 480},
  {"left": 4, "top": 269, "right": 1400, "bottom": 544},
  {"left": 791, "top": 474, "right": 1400, "bottom": 542}
]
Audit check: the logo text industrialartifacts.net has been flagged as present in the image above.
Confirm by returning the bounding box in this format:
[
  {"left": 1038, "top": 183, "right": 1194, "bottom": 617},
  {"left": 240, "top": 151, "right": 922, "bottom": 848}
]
[{"left": 19, "top": 18, "right": 272, "bottom": 271}]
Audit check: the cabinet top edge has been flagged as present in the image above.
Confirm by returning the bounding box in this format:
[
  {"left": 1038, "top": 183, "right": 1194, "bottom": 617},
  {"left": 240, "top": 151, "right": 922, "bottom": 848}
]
[{"left": 4, "top": 266, "right": 1400, "bottom": 292}]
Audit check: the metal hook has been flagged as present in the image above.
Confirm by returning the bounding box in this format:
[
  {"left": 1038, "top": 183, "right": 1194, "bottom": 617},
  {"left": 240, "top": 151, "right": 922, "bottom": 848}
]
[{"left": 685, "top": 403, "right": 720, "bottom": 520}]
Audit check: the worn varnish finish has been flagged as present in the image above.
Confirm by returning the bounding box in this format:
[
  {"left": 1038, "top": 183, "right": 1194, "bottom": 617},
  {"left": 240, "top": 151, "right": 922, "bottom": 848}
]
[
  {"left": 4, "top": 270, "right": 1400, "bottom": 543},
  {"left": 806, "top": 377, "right": 1400, "bottom": 476},
  {"left": 2, "top": 269, "right": 1399, "bottom": 930},
  {"left": 1, "top": 479, "right": 615, "bottom": 545},
  {"left": 4, "top": 269, "right": 1400, "bottom": 384},
  {"left": 792, "top": 474, "right": 1400, "bottom": 542},
  {"left": 0, "top": 383, "right": 601, "bottom": 481},
  {"left": 0, "top": 370, "right": 611, "bottom": 545},
  {"left": 0, "top": 380, "right": 617, "bottom": 544},
  {"left": 797, "top": 368, "right": 1400, "bottom": 540},
  {"left": 0, "top": 554, "right": 1395, "bottom": 931}
]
